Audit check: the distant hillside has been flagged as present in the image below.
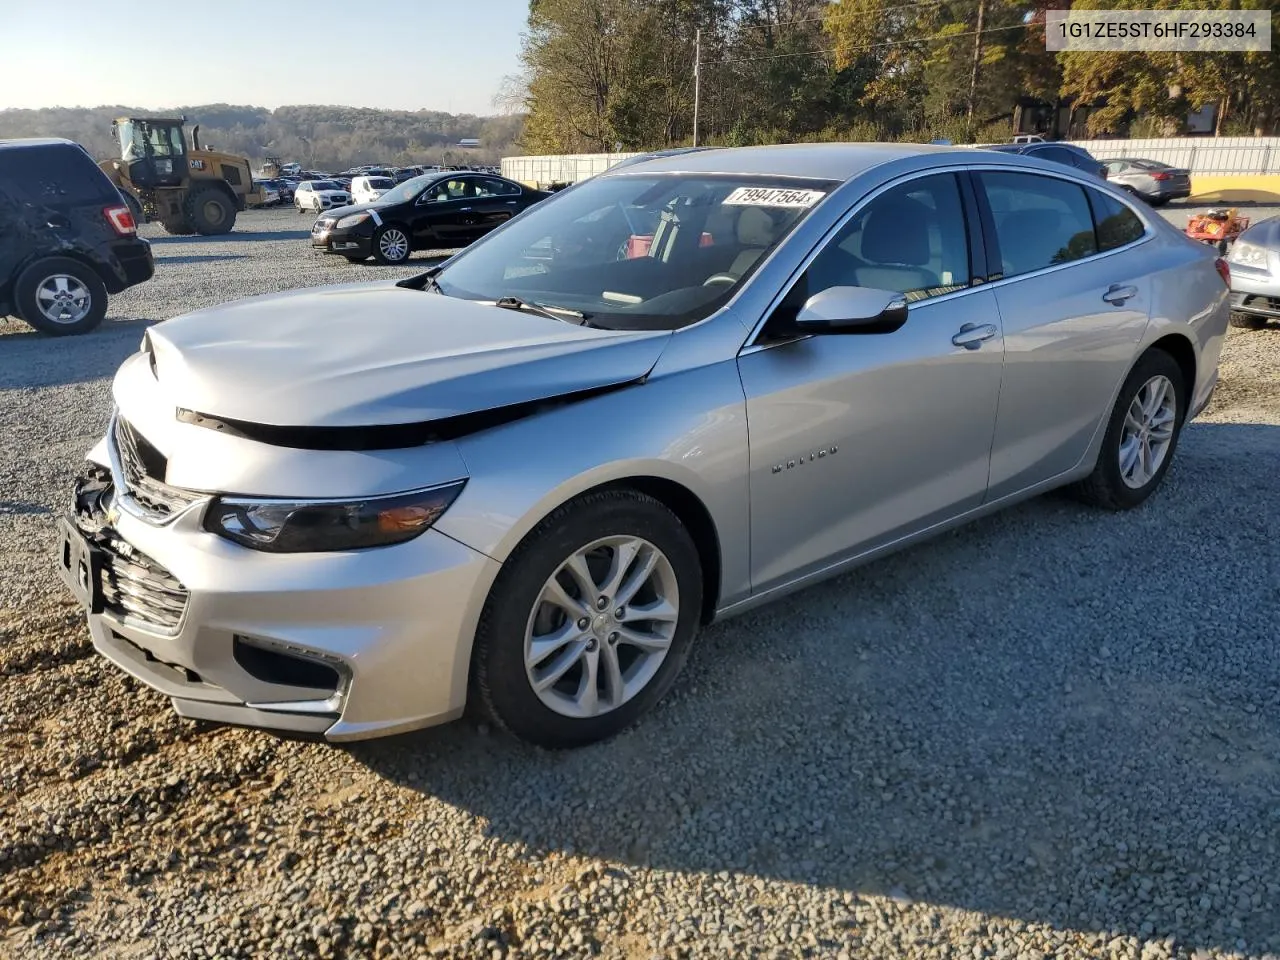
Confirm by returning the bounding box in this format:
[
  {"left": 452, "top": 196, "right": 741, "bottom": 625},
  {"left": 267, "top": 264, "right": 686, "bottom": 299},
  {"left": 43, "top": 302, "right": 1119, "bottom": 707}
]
[{"left": 0, "top": 104, "right": 526, "bottom": 170}]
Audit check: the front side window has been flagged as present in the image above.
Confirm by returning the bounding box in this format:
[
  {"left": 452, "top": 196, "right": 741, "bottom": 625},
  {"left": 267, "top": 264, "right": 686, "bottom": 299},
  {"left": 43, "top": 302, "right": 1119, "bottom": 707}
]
[
  {"left": 777, "top": 173, "right": 971, "bottom": 318},
  {"left": 434, "top": 173, "right": 836, "bottom": 331},
  {"left": 980, "top": 171, "right": 1097, "bottom": 278}
]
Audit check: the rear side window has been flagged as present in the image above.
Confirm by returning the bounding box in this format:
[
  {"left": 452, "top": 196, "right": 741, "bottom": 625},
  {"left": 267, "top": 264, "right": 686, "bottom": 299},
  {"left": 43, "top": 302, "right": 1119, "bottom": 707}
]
[
  {"left": 1088, "top": 189, "right": 1145, "bottom": 251},
  {"left": 0, "top": 144, "right": 116, "bottom": 206},
  {"left": 980, "top": 171, "right": 1098, "bottom": 278}
]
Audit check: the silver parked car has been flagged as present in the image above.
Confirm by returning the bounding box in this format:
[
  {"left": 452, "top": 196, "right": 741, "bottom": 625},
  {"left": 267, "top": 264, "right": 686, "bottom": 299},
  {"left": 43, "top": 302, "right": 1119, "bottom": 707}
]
[
  {"left": 57, "top": 144, "right": 1230, "bottom": 748},
  {"left": 1101, "top": 158, "right": 1193, "bottom": 206},
  {"left": 1225, "top": 215, "right": 1280, "bottom": 329}
]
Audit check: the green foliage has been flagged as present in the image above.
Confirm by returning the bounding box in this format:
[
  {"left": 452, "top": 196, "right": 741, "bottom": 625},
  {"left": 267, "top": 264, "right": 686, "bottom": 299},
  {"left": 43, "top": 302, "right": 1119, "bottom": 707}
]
[
  {"left": 517, "top": 0, "right": 1276, "bottom": 153},
  {"left": 0, "top": 104, "right": 523, "bottom": 169}
]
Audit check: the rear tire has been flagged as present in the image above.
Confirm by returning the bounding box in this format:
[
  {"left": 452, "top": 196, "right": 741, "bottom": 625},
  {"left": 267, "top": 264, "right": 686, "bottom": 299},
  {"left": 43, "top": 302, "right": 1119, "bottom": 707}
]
[
  {"left": 161, "top": 219, "right": 196, "bottom": 236},
  {"left": 184, "top": 188, "right": 236, "bottom": 235},
  {"left": 470, "top": 490, "right": 703, "bottom": 749},
  {"left": 13, "top": 257, "right": 108, "bottom": 336},
  {"left": 1229, "top": 312, "right": 1268, "bottom": 330},
  {"left": 1069, "top": 349, "right": 1186, "bottom": 511}
]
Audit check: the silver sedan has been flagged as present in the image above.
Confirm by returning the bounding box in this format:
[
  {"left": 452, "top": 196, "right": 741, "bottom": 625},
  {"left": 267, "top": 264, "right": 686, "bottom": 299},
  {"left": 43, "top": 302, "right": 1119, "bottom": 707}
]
[
  {"left": 1226, "top": 214, "right": 1280, "bottom": 330},
  {"left": 58, "top": 144, "right": 1230, "bottom": 748}
]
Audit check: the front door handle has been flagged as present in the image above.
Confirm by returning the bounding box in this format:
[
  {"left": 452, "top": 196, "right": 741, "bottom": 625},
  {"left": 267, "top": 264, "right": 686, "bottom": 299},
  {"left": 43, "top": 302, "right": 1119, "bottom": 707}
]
[
  {"left": 459, "top": 206, "right": 472, "bottom": 212},
  {"left": 952, "top": 322, "right": 998, "bottom": 350},
  {"left": 1102, "top": 284, "right": 1138, "bottom": 305}
]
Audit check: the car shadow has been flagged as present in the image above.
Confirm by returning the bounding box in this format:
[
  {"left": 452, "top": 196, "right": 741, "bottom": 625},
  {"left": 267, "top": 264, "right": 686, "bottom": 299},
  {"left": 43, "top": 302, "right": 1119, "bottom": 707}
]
[
  {"left": 153, "top": 254, "right": 250, "bottom": 265},
  {"left": 0, "top": 501, "right": 52, "bottom": 516},
  {"left": 343, "top": 253, "right": 456, "bottom": 268},
  {"left": 145, "top": 230, "right": 311, "bottom": 244},
  {"left": 350, "top": 420, "right": 1280, "bottom": 956},
  {"left": 0, "top": 317, "right": 152, "bottom": 389}
]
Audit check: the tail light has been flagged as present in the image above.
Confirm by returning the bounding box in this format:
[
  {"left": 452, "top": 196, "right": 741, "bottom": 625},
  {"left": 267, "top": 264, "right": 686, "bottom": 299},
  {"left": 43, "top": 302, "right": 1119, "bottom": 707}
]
[
  {"left": 1150, "top": 171, "right": 1173, "bottom": 181},
  {"left": 1214, "top": 257, "right": 1231, "bottom": 287},
  {"left": 104, "top": 204, "right": 136, "bottom": 236}
]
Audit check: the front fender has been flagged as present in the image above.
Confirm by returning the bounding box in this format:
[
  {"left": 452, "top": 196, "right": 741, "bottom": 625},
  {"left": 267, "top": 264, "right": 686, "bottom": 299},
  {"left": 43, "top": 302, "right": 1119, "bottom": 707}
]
[{"left": 433, "top": 356, "right": 752, "bottom": 609}]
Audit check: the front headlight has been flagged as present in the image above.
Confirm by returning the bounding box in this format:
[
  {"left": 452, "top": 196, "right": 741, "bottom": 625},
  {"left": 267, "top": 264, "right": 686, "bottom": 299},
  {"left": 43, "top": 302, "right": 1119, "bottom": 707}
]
[
  {"left": 335, "top": 213, "right": 370, "bottom": 229},
  {"left": 1230, "top": 241, "right": 1269, "bottom": 269},
  {"left": 203, "top": 480, "right": 466, "bottom": 553}
]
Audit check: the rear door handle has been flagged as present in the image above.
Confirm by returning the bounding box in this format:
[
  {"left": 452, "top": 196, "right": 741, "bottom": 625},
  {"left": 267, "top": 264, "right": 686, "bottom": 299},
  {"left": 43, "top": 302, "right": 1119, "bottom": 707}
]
[
  {"left": 46, "top": 215, "right": 70, "bottom": 228},
  {"left": 952, "top": 322, "right": 998, "bottom": 350},
  {"left": 1102, "top": 284, "right": 1138, "bottom": 305}
]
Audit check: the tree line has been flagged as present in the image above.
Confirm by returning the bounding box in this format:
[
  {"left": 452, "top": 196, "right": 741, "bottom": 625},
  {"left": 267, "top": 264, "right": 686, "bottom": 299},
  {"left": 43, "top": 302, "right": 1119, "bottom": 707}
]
[
  {"left": 0, "top": 104, "right": 525, "bottom": 170},
  {"left": 514, "top": 0, "right": 1280, "bottom": 154}
]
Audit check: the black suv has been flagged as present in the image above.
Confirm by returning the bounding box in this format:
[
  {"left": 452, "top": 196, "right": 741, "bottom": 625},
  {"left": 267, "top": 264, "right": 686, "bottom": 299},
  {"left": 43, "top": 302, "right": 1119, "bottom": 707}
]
[
  {"left": 986, "top": 141, "right": 1108, "bottom": 179},
  {"left": 0, "top": 138, "right": 154, "bottom": 335}
]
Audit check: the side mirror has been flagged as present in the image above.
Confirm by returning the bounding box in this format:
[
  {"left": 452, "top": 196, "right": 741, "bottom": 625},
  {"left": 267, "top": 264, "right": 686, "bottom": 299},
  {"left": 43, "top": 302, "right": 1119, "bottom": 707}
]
[{"left": 792, "top": 285, "right": 910, "bottom": 335}]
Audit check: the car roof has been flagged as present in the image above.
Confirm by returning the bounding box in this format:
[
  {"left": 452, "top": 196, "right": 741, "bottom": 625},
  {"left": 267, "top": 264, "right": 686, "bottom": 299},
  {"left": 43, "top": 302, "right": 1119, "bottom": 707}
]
[
  {"left": 0, "top": 137, "right": 83, "bottom": 151},
  {"left": 602, "top": 142, "right": 971, "bottom": 181}
]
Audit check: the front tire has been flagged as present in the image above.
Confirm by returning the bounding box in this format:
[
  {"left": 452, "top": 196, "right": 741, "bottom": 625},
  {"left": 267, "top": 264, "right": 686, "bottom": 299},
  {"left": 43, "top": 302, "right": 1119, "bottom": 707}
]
[
  {"left": 372, "top": 224, "right": 412, "bottom": 265},
  {"left": 1070, "top": 349, "right": 1186, "bottom": 510},
  {"left": 471, "top": 490, "right": 703, "bottom": 748},
  {"left": 184, "top": 187, "right": 236, "bottom": 235},
  {"left": 1229, "top": 312, "right": 1268, "bottom": 330},
  {"left": 13, "top": 257, "right": 108, "bottom": 336}
]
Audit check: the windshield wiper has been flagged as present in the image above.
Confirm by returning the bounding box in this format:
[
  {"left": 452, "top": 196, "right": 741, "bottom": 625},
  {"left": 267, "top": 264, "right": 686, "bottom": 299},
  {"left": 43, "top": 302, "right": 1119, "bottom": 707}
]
[
  {"left": 396, "top": 265, "right": 444, "bottom": 293},
  {"left": 493, "top": 296, "right": 598, "bottom": 326}
]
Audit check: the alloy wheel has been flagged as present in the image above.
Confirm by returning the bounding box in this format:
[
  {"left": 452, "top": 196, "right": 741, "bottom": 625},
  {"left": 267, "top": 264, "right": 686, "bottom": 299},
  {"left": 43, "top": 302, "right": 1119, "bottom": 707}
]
[
  {"left": 378, "top": 229, "right": 409, "bottom": 262},
  {"left": 523, "top": 536, "right": 680, "bottom": 719},
  {"left": 35, "top": 274, "right": 91, "bottom": 324},
  {"left": 1118, "top": 374, "right": 1176, "bottom": 489}
]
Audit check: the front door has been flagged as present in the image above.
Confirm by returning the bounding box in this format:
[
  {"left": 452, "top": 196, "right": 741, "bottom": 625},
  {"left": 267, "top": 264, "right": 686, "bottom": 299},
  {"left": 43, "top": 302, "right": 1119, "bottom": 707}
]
[
  {"left": 414, "top": 177, "right": 479, "bottom": 248},
  {"left": 468, "top": 176, "right": 524, "bottom": 237},
  {"left": 737, "top": 172, "right": 1007, "bottom": 594}
]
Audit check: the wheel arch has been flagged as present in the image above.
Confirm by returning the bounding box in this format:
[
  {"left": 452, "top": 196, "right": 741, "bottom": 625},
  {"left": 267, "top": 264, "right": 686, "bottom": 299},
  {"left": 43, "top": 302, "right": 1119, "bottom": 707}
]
[
  {"left": 1147, "top": 332, "right": 1197, "bottom": 407},
  {"left": 472, "top": 472, "right": 725, "bottom": 627},
  {"left": 14, "top": 249, "right": 118, "bottom": 294},
  {"left": 594, "top": 476, "right": 723, "bottom": 625}
]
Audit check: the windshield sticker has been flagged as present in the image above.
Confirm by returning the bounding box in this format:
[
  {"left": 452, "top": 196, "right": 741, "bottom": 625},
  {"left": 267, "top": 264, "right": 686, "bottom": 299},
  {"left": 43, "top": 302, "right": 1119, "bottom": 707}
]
[{"left": 722, "top": 187, "right": 826, "bottom": 208}]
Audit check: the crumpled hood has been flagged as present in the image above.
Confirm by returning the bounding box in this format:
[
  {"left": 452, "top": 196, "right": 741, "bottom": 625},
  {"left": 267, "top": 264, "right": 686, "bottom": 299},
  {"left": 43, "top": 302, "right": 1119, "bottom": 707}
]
[{"left": 140, "top": 281, "right": 671, "bottom": 428}]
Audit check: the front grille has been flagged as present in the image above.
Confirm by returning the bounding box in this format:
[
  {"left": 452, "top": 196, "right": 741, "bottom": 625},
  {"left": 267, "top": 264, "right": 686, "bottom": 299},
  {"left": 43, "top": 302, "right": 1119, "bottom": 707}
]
[
  {"left": 113, "top": 417, "right": 202, "bottom": 519},
  {"left": 99, "top": 532, "right": 189, "bottom": 635}
]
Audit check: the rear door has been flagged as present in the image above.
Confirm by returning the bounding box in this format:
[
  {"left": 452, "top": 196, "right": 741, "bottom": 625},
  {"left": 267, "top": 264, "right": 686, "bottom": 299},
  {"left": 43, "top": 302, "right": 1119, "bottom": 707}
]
[
  {"left": 467, "top": 176, "right": 525, "bottom": 236},
  {"left": 0, "top": 143, "right": 117, "bottom": 267},
  {"left": 974, "top": 169, "right": 1152, "bottom": 500}
]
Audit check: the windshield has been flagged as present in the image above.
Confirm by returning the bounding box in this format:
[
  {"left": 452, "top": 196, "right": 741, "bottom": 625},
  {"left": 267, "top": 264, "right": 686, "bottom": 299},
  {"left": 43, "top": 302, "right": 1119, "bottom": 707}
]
[
  {"left": 368, "top": 178, "right": 394, "bottom": 189},
  {"left": 312, "top": 180, "right": 339, "bottom": 190},
  {"left": 374, "top": 174, "right": 440, "bottom": 205},
  {"left": 434, "top": 173, "right": 835, "bottom": 331}
]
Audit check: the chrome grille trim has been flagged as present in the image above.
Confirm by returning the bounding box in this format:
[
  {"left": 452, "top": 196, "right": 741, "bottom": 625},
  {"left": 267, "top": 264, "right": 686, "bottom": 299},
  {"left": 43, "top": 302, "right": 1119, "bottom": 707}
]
[
  {"left": 99, "top": 532, "right": 189, "bottom": 636},
  {"left": 108, "top": 414, "right": 207, "bottom": 526}
]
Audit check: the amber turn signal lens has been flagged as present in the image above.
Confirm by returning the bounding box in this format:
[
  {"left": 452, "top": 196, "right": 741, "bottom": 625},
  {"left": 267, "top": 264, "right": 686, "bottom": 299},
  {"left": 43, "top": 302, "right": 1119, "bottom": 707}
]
[{"left": 378, "top": 505, "right": 438, "bottom": 533}]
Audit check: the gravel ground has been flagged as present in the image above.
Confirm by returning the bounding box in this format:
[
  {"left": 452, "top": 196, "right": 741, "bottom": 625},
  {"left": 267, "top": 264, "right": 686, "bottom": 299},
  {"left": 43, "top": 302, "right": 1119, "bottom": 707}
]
[{"left": 2, "top": 207, "right": 1279, "bottom": 960}]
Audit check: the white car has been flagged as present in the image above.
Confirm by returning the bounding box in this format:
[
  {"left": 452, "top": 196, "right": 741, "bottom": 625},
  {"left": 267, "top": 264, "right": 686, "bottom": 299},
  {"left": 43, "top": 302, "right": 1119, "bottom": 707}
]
[
  {"left": 351, "top": 175, "right": 395, "bottom": 205},
  {"left": 294, "top": 180, "right": 352, "bottom": 213}
]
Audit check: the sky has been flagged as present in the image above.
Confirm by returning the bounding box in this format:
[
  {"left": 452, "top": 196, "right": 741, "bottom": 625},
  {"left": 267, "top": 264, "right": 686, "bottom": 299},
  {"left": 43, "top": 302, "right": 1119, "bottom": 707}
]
[{"left": 0, "top": 0, "right": 530, "bottom": 116}]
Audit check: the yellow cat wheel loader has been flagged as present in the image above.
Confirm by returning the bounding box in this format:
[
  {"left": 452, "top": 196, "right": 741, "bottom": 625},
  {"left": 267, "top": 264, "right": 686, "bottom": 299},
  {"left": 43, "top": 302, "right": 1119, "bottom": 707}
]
[{"left": 98, "top": 117, "right": 263, "bottom": 236}]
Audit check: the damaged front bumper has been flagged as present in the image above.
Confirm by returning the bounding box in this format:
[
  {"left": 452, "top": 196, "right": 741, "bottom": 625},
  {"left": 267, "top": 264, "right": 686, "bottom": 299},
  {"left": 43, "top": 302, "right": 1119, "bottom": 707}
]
[{"left": 58, "top": 434, "right": 500, "bottom": 742}]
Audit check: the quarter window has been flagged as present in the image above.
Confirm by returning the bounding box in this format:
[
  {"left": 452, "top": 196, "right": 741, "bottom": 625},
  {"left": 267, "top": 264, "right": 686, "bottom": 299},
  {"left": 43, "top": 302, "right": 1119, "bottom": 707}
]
[
  {"left": 1088, "top": 189, "right": 1145, "bottom": 251},
  {"left": 980, "top": 171, "right": 1097, "bottom": 278},
  {"left": 786, "top": 173, "right": 971, "bottom": 309}
]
